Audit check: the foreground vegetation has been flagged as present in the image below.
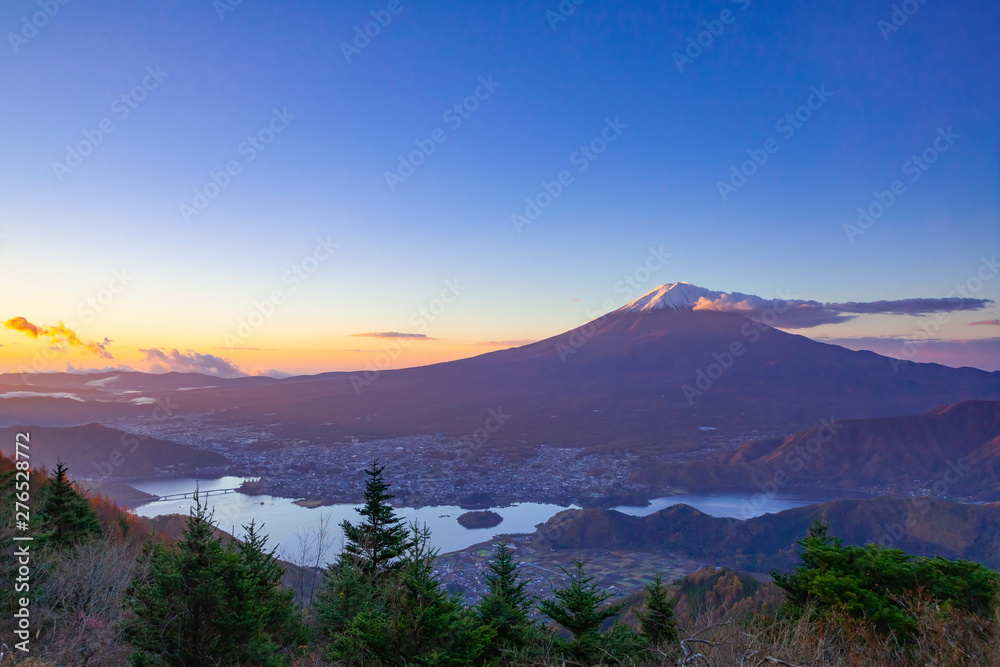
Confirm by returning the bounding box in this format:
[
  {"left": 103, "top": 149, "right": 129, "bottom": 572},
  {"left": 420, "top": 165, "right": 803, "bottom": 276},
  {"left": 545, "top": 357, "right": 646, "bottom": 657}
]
[{"left": 2, "top": 456, "right": 998, "bottom": 666}]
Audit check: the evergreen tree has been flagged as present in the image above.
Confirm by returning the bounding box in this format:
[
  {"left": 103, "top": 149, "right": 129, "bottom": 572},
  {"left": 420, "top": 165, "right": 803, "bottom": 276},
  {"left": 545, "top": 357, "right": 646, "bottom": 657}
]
[
  {"left": 538, "top": 560, "right": 639, "bottom": 662},
  {"left": 340, "top": 460, "right": 413, "bottom": 578},
  {"left": 773, "top": 520, "right": 1000, "bottom": 641},
  {"left": 233, "top": 520, "right": 308, "bottom": 655},
  {"left": 316, "top": 461, "right": 413, "bottom": 639},
  {"left": 317, "top": 466, "right": 489, "bottom": 665},
  {"left": 127, "top": 493, "right": 300, "bottom": 666},
  {"left": 39, "top": 462, "right": 101, "bottom": 549},
  {"left": 637, "top": 574, "right": 680, "bottom": 649},
  {"left": 476, "top": 542, "right": 535, "bottom": 651},
  {"left": 539, "top": 560, "right": 623, "bottom": 641}
]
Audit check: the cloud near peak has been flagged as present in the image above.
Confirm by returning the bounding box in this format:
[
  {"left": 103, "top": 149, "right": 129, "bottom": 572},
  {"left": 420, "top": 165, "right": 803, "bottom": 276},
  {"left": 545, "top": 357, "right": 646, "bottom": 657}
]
[{"left": 689, "top": 294, "right": 992, "bottom": 329}]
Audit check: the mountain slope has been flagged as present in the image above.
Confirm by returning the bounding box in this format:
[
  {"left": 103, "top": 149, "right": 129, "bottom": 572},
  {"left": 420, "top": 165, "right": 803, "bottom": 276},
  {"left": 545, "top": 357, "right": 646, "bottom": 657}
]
[
  {"left": 644, "top": 400, "right": 1000, "bottom": 500},
  {"left": 532, "top": 497, "right": 1000, "bottom": 573},
  {"left": 0, "top": 423, "right": 230, "bottom": 479}
]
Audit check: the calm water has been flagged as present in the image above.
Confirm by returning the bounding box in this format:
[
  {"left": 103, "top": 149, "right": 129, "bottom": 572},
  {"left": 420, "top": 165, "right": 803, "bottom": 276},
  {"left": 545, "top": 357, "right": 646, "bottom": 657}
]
[{"left": 129, "top": 477, "right": 832, "bottom": 561}]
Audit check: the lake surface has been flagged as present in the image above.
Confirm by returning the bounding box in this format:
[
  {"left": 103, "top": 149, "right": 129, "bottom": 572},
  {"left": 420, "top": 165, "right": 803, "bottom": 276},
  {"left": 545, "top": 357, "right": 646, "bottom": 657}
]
[{"left": 129, "top": 476, "right": 835, "bottom": 561}]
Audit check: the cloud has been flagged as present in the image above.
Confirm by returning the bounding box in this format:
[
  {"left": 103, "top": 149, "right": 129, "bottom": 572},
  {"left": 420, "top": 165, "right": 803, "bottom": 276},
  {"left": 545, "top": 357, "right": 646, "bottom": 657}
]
[
  {"left": 140, "top": 348, "right": 246, "bottom": 378},
  {"left": 479, "top": 339, "right": 538, "bottom": 347},
  {"left": 824, "top": 298, "right": 992, "bottom": 316},
  {"left": 4, "top": 317, "right": 113, "bottom": 358},
  {"left": 84, "top": 375, "right": 121, "bottom": 388},
  {"left": 689, "top": 295, "right": 993, "bottom": 329},
  {"left": 970, "top": 319, "right": 1000, "bottom": 326},
  {"left": 0, "top": 391, "right": 85, "bottom": 401},
  {"left": 351, "top": 332, "right": 438, "bottom": 340},
  {"left": 250, "top": 368, "right": 297, "bottom": 379},
  {"left": 818, "top": 336, "right": 1000, "bottom": 372},
  {"left": 66, "top": 363, "right": 137, "bottom": 374}
]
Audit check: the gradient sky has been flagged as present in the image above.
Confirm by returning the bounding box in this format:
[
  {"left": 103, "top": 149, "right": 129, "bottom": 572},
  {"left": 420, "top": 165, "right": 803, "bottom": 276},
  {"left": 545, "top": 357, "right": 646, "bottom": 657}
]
[{"left": 1, "top": 0, "right": 998, "bottom": 376}]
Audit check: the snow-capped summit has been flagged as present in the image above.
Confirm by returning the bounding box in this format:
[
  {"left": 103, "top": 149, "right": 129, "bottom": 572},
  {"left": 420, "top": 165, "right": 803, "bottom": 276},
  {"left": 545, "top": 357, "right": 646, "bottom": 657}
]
[{"left": 618, "top": 282, "right": 724, "bottom": 313}]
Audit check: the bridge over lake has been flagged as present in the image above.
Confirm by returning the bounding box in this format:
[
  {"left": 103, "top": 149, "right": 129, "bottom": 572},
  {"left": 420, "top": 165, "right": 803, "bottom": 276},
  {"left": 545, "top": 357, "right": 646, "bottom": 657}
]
[{"left": 149, "top": 486, "right": 242, "bottom": 502}]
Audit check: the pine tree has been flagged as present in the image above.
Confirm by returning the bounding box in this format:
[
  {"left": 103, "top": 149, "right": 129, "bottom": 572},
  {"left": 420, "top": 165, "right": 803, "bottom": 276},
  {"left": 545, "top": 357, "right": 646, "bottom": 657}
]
[
  {"left": 539, "top": 560, "right": 623, "bottom": 641},
  {"left": 477, "top": 542, "right": 534, "bottom": 650},
  {"left": 39, "top": 461, "right": 101, "bottom": 549},
  {"left": 339, "top": 460, "right": 413, "bottom": 578},
  {"left": 317, "top": 466, "right": 489, "bottom": 665},
  {"left": 232, "top": 520, "right": 307, "bottom": 657},
  {"left": 127, "top": 493, "right": 299, "bottom": 665},
  {"left": 637, "top": 574, "right": 680, "bottom": 649},
  {"left": 316, "top": 461, "right": 414, "bottom": 640},
  {"left": 384, "top": 525, "right": 489, "bottom": 665}
]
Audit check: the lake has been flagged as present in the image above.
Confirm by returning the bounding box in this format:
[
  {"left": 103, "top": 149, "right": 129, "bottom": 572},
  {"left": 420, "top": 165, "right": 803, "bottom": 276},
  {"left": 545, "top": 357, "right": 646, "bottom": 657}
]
[{"left": 129, "top": 476, "right": 836, "bottom": 561}]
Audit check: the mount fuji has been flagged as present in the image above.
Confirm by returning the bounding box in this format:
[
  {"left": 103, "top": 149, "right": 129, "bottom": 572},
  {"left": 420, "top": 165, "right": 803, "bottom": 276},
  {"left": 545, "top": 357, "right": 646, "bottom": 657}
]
[{"left": 4, "top": 283, "right": 998, "bottom": 464}]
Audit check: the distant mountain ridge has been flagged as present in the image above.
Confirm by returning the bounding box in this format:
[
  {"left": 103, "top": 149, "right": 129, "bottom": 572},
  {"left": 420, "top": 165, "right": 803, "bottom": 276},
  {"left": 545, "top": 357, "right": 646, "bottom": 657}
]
[
  {"left": 0, "top": 423, "right": 229, "bottom": 479},
  {"left": 532, "top": 496, "right": 1000, "bottom": 573},
  {"left": 642, "top": 399, "right": 1000, "bottom": 500}
]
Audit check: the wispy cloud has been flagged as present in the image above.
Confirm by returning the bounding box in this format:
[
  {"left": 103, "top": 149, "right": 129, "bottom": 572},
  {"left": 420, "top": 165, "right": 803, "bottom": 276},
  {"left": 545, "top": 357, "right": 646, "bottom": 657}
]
[
  {"left": 970, "top": 319, "right": 1000, "bottom": 326},
  {"left": 351, "top": 332, "right": 438, "bottom": 340},
  {"left": 66, "top": 363, "right": 137, "bottom": 374},
  {"left": 691, "top": 295, "right": 992, "bottom": 329}
]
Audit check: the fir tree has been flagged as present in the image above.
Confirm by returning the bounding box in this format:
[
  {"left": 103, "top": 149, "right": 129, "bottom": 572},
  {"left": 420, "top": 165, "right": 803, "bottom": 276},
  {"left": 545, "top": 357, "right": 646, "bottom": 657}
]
[
  {"left": 317, "top": 466, "right": 489, "bottom": 665},
  {"left": 539, "top": 560, "right": 623, "bottom": 641},
  {"left": 538, "top": 560, "right": 638, "bottom": 661},
  {"left": 637, "top": 574, "right": 680, "bottom": 649},
  {"left": 339, "top": 460, "right": 413, "bottom": 578},
  {"left": 232, "top": 519, "right": 308, "bottom": 656},
  {"left": 127, "top": 493, "right": 300, "bottom": 666},
  {"left": 39, "top": 461, "right": 101, "bottom": 549},
  {"left": 476, "top": 542, "right": 534, "bottom": 650}
]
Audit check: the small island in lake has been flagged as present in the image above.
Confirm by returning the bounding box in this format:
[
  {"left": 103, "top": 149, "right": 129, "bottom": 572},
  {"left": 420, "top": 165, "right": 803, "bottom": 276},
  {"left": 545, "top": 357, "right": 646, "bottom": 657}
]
[{"left": 456, "top": 510, "right": 503, "bottom": 529}]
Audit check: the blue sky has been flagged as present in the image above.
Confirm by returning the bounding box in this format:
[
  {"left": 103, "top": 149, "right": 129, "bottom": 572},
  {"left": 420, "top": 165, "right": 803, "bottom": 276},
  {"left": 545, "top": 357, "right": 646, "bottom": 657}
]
[{"left": 1, "top": 0, "right": 998, "bottom": 375}]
